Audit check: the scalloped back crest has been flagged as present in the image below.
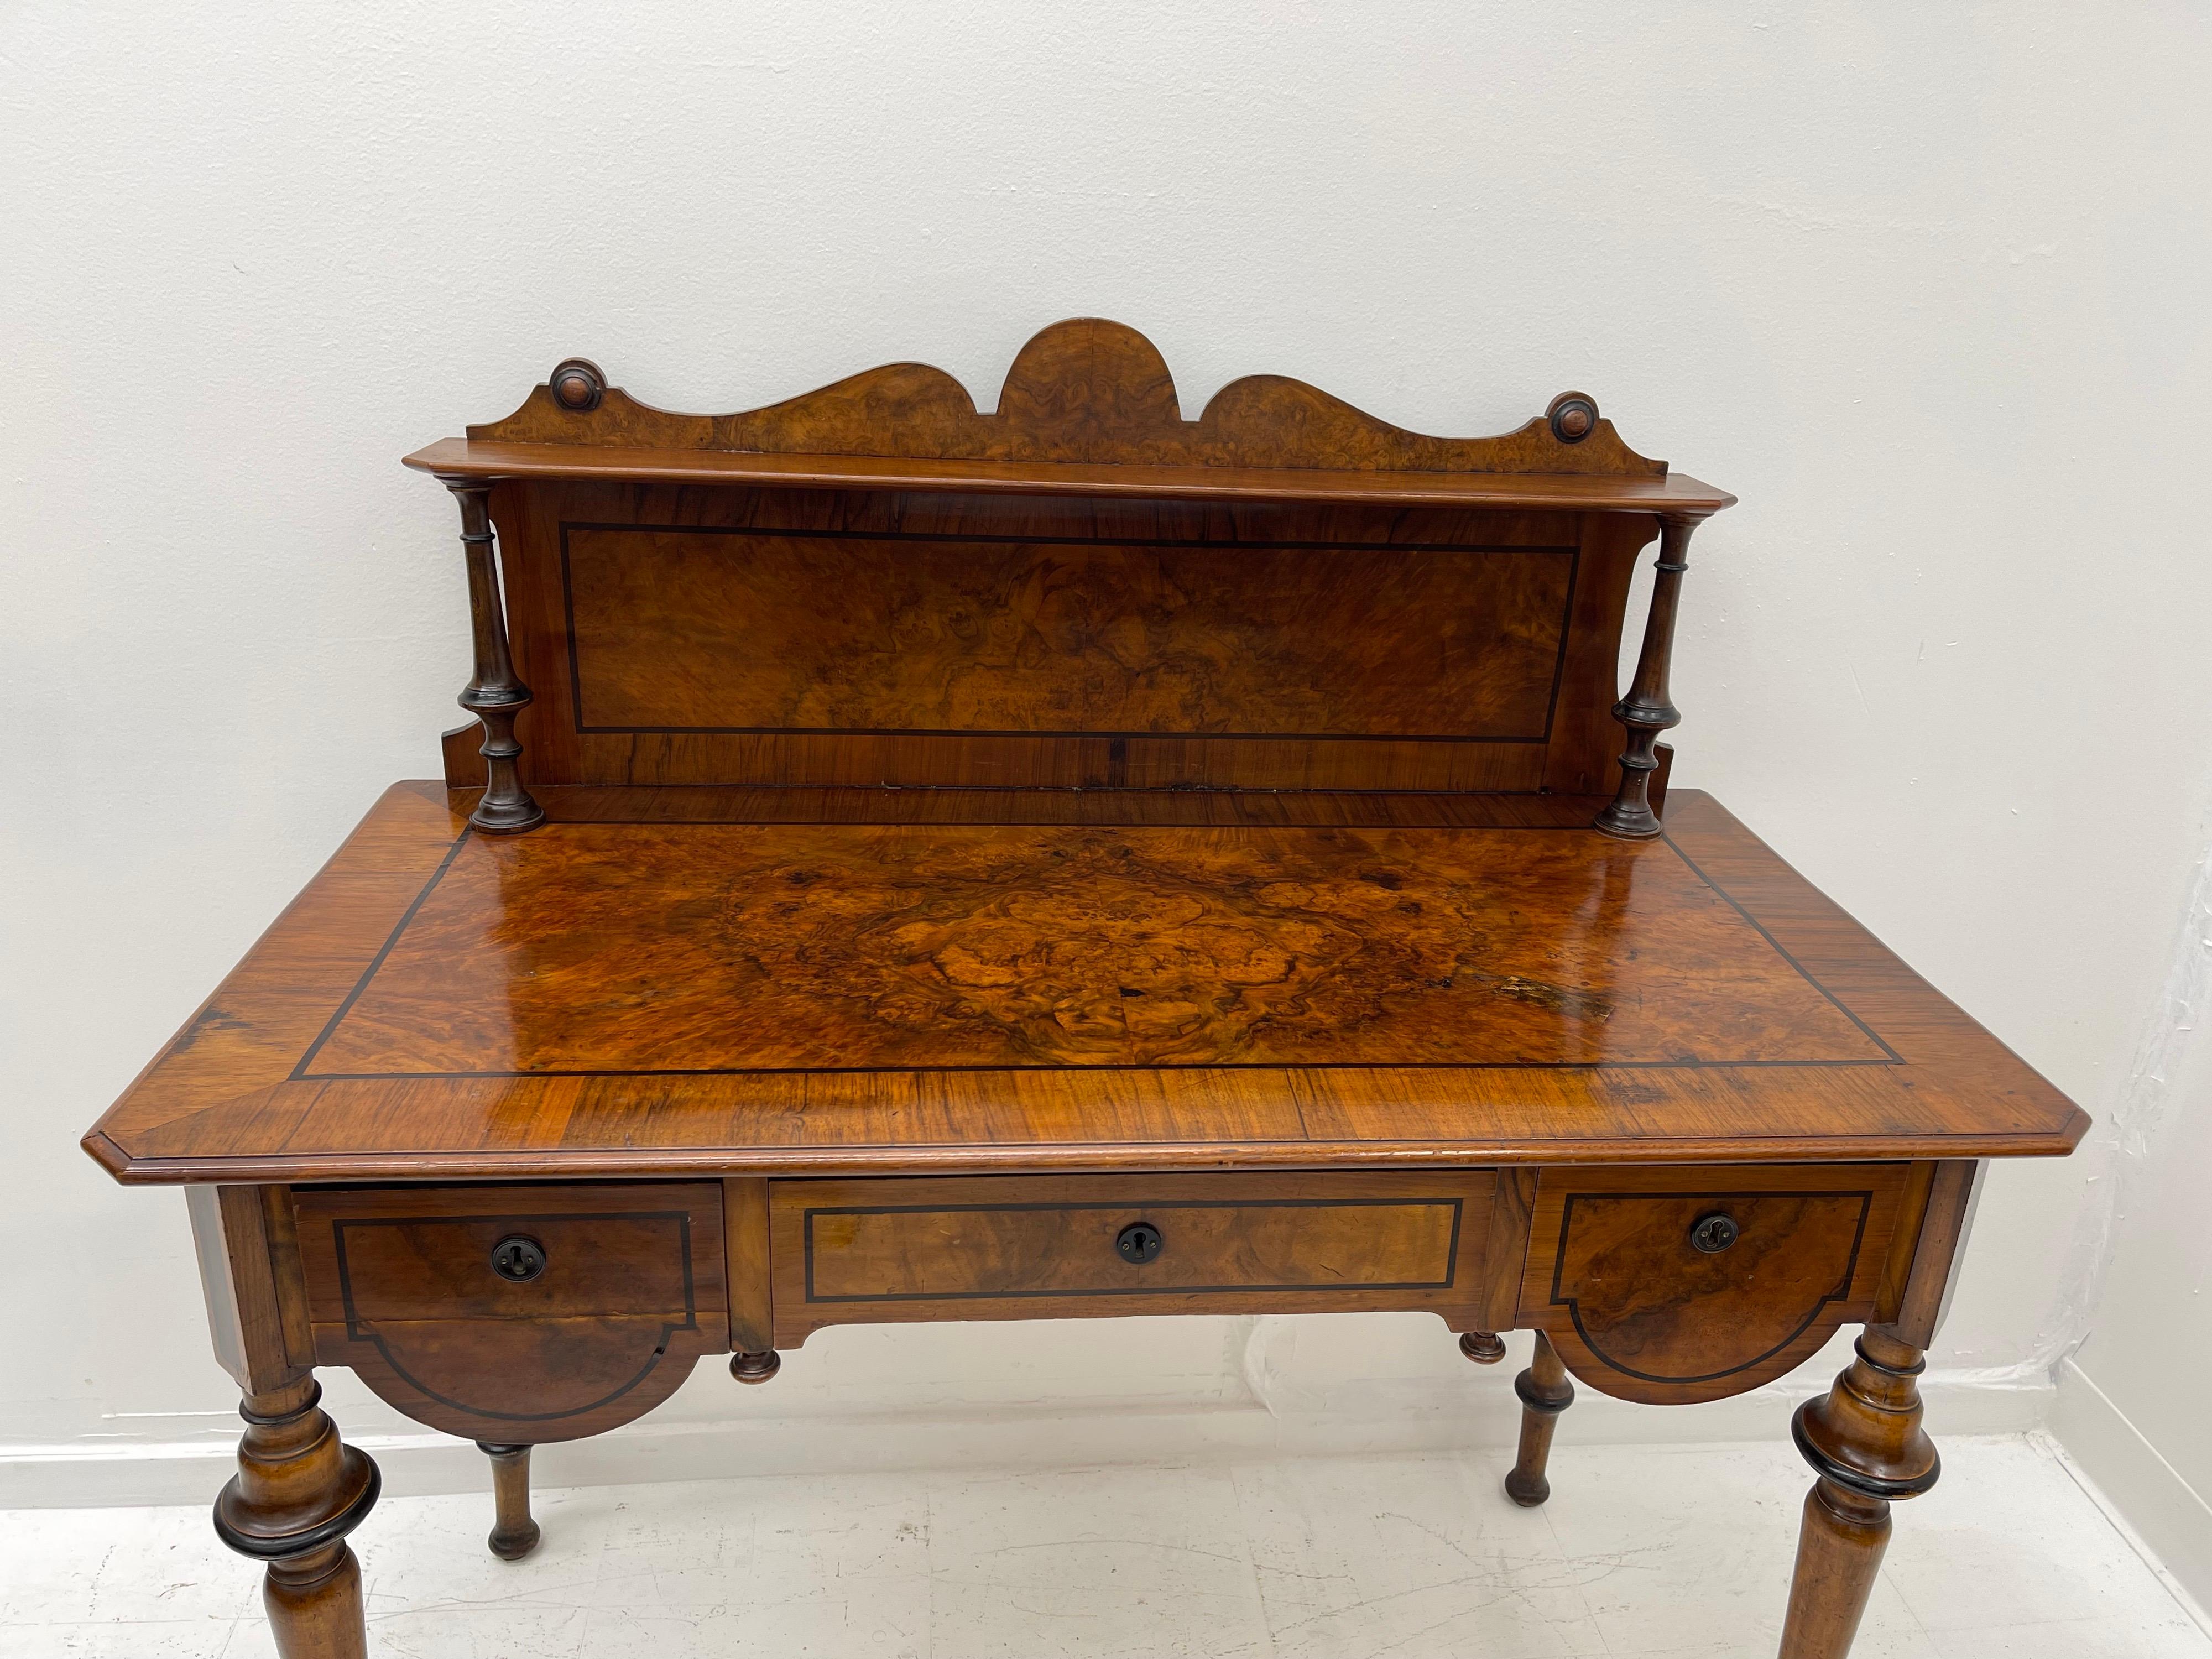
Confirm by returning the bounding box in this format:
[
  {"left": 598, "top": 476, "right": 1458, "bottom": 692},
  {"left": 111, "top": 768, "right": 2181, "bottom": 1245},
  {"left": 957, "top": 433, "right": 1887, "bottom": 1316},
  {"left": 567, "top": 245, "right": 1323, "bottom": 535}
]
[{"left": 468, "top": 317, "right": 1665, "bottom": 478}]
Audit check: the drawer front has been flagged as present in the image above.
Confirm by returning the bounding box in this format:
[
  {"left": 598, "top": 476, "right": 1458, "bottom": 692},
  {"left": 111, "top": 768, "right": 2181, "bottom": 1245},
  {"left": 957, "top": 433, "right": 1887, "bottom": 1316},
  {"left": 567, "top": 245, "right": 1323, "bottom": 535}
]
[
  {"left": 1520, "top": 1164, "right": 1908, "bottom": 1404},
  {"left": 770, "top": 1171, "right": 1498, "bottom": 1345},
  {"left": 293, "top": 1182, "right": 728, "bottom": 1442}
]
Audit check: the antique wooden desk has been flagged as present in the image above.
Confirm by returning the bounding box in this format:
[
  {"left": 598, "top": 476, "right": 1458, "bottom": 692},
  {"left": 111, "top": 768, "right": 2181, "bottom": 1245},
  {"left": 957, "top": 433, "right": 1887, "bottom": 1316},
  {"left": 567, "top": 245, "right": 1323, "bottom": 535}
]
[{"left": 85, "top": 321, "right": 2085, "bottom": 1658}]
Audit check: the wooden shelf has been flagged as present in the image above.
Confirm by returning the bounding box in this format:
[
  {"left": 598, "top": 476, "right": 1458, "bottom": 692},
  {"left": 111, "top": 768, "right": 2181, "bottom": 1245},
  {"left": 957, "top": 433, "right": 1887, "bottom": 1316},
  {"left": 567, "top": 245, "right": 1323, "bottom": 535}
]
[
  {"left": 403, "top": 436, "right": 1737, "bottom": 515},
  {"left": 85, "top": 783, "right": 2085, "bottom": 1184}
]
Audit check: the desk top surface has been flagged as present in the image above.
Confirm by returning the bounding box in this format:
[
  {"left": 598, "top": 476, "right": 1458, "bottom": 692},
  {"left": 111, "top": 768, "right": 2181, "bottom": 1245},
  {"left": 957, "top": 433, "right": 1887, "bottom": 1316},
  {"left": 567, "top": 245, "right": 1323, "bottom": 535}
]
[{"left": 85, "top": 783, "right": 2086, "bottom": 1184}]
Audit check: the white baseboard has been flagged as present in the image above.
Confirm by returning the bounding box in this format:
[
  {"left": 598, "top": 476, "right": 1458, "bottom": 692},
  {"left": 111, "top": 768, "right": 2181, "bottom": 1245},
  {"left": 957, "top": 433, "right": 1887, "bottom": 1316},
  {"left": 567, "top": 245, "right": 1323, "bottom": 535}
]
[
  {"left": 0, "top": 1365, "right": 2051, "bottom": 1512},
  {"left": 2050, "top": 1358, "right": 2212, "bottom": 1629}
]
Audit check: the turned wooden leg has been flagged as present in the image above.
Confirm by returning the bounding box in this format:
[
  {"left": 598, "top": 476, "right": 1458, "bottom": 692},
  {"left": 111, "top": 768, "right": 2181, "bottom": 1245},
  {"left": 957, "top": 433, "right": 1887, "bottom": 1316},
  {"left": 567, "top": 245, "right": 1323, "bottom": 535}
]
[
  {"left": 731, "top": 1349, "right": 782, "bottom": 1384},
  {"left": 1780, "top": 1331, "right": 1939, "bottom": 1658},
  {"left": 478, "top": 1442, "right": 541, "bottom": 1561},
  {"left": 1505, "top": 1331, "right": 1574, "bottom": 1506},
  {"left": 213, "top": 1378, "right": 379, "bottom": 1659}
]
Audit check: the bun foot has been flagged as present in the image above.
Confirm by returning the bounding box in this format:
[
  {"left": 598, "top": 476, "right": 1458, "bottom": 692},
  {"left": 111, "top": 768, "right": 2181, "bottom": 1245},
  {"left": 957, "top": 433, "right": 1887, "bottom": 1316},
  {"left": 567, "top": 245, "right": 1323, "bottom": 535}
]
[
  {"left": 1459, "top": 1331, "right": 1507, "bottom": 1364},
  {"left": 1503, "top": 1466, "right": 1551, "bottom": 1507},
  {"left": 731, "top": 1349, "right": 782, "bottom": 1384}
]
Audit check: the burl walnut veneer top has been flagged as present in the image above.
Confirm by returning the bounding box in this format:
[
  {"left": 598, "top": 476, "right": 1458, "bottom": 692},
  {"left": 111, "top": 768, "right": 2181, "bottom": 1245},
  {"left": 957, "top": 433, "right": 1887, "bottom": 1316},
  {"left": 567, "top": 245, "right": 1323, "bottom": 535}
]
[{"left": 84, "top": 784, "right": 2086, "bottom": 1183}]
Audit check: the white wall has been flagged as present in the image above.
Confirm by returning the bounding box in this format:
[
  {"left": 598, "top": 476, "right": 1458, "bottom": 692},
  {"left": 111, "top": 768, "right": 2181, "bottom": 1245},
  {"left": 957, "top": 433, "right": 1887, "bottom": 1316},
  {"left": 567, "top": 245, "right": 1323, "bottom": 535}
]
[
  {"left": 2054, "top": 827, "right": 2212, "bottom": 1611},
  {"left": 6, "top": 2, "right": 2211, "bottom": 1514}
]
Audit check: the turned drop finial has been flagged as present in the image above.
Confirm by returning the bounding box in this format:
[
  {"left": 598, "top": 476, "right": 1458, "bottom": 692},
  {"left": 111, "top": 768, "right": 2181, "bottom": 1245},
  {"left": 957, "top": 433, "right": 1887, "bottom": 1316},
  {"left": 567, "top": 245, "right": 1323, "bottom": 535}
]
[
  {"left": 1459, "top": 1331, "right": 1507, "bottom": 1364},
  {"left": 731, "top": 1350, "right": 782, "bottom": 1384}
]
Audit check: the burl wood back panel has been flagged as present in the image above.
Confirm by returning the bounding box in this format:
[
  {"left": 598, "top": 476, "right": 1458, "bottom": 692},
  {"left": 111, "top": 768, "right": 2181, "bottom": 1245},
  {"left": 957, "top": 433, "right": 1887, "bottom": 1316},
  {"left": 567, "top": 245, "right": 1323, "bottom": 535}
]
[
  {"left": 495, "top": 486, "right": 1652, "bottom": 791},
  {"left": 482, "top": 319, "right": 1662, "bottom": 792}
]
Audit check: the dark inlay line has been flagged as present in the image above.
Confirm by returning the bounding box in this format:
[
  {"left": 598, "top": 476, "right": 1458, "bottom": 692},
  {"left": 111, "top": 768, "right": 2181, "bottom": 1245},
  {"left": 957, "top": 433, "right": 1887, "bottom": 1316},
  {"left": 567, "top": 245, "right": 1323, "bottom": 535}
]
[
  {"left": 291, "top": 830, "right": 474, "bottom": 1081},
  {"left": 802, "top": 1197, "right": 1463, "bottom": 1303},
  {"left": 1548, "top": 1190, "right": 1874, "bottom": 1385},
  {"left": 573, "top": 724, "right": 1557, "bottom": 742},
  {"left": 296, "top": 1058, "right": 1904, "bottom": 1082},
  {"left": 561, "top": 520, "right": 1582, "bottom": 556},
  {"left": 524, "top": 814, "right": 1609, "bottom": 827},
  {"left": 806, "top": 1279, "right": 1458, "bottom": 1306},
  {"left": 301, "top": 826, "right": 1899, "bottom": 1080},
  {"left": 331, "top": 1210, "right": 703, "bottom": 1422},
  {"left": 1659, "top": 833, "right": 1903, "bottom": 1064}
]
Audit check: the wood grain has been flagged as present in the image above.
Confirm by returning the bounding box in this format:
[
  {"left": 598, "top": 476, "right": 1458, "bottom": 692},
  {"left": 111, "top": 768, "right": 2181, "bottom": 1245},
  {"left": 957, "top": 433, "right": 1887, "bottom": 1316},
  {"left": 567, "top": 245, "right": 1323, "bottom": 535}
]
[
  {"left": 410, "top": 437, "right": 1735, "bottom": 513},
  {"left": 300, "top": 820, "right": 1885, "bottom": 1076},
  {"left": 562, "top": 524, "right": 1574, "bottom": 741},
  {"left": 1782, "top": 1329, "right": 1940, "bottom": 1657},
  {"left": 215, "top": 1374, "right": 378, "bottom": 1659},
  {"left": 291, "top": 1182, "right": 728, "bottom": 1442},
  {"left": 83, "top": 786, "right": 2088, "bottom": 1183},
  {"left": 1873, "top": 1159, "right": 1981, "bottom": 1348},
  {"left": 1505, "top": 1330, "right": 1575, "bottom": 1506},
  {"left": 495, "top": 483, "right": 1640, "bottom": 793},
  {"left": 1479, "top": 1167, "right": 1540, "bottom": 1332},
  {"left": 768, "top": 1171, "right": 1494, "bottom": 1344},
  {"left": 1519, "top": 1164, "right": 1909, "bottom": 1405},
  {"left": 186, "top": 1186, "right": 314, "bottom": 1395},
  {"left": 479, "top": 1443, "right": 540, "bottom": 1560},
  {"left": 450, "top": 317, "right": 1674, "bottom": 477},
  {"left": 722, "top": 1177, "right": 773, "bottom": 1354}
]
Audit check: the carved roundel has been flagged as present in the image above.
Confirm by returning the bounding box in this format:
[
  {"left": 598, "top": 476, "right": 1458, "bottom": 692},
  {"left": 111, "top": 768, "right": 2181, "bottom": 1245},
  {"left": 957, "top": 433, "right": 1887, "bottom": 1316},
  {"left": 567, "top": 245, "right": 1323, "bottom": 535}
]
[
  {"left": 549, "top": 358, "right": 606, "bottom": 412},
  {"left": 1547, "top": 391, "right": 1599, "bottom": 444}
]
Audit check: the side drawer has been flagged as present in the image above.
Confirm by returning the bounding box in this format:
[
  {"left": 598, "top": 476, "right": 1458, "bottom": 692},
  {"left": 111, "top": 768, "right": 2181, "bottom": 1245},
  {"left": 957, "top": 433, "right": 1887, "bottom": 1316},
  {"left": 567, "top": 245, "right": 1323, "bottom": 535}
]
[
  {"left": 1519, "top": 1163, "right": 1910, "bottom": 1404},
  {"left": 770, "top": 1171, "right": 1497, "bottom": 1346},
  {"left": 292, "top": 1182, "right": 728, "bottom": 1443}
]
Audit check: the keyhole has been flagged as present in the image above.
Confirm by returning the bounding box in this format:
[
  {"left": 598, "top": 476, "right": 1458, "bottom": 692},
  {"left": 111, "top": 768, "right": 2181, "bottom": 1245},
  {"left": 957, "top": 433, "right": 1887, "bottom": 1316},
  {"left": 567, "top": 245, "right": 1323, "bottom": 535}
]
[
  {"left": 490, "top": 1235, "right": 547, "bottom": 1282},
  {"left": 1689, "top": 1213, "right": 1740, "bottom": 1254},
  {"left": 1116, "top": 1222, "right": 1164, "bottom": 1264}
]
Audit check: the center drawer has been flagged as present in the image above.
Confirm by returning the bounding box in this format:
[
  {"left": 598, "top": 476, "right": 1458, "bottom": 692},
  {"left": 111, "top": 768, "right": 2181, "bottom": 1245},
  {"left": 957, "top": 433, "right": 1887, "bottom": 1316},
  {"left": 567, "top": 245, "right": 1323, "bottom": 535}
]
[{"left": 768, "top": 1171, "right": 1497, "bottom": 1345}]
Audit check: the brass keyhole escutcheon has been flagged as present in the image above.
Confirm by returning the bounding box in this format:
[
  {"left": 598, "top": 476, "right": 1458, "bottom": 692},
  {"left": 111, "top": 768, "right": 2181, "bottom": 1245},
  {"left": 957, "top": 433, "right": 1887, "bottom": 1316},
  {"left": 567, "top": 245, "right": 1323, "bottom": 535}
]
[
  {"left": 1115, "top": 1222, "right": 1164, "bottom": 1264},
  {"left": 489, "top": 1235, "right": 547, "bottom": 1282}
]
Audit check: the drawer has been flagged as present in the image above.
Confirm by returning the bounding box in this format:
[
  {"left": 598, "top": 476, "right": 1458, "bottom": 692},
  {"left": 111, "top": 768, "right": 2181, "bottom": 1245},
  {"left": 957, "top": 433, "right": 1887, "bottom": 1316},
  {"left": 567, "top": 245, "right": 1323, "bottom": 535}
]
[
  {"left": 1519, "top": 1164, "right": 1910, "bottom": 1404},
  {"left": 292, "top": 1182, "right": 728, "bottom": 1442},
  {"left": 769, "top": 1171, "right": 1498, "bottom": 1345}
]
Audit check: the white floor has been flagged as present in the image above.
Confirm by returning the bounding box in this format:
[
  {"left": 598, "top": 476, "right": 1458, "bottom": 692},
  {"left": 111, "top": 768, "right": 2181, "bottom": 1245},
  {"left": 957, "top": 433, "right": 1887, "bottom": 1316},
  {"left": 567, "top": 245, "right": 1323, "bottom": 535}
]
[{"left": 1, "top": 1434, "right": 2204, "bottom": 1658}]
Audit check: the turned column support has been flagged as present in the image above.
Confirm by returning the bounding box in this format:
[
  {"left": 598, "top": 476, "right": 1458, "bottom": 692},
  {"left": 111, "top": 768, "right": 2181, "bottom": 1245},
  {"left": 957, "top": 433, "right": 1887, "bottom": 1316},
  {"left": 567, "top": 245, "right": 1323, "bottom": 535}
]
[
  {"left": 1595, "top": 512, "right": 1703, "bottom": 838},
  {"left": 478, "top": 1442, "right": 542, "bottom": 1561},
  {"left": 1779, "top": 1329, "right": 1939, "bottom": 1658},
  {"left": 213, "top": 1378, "right": 379, "bottom": 1659},
  {"left": 1505, "top": 1330, "right": 1575, "bottom": 1506},
  {"left": 438, "top": 475, "right": 543, "bottom": 834}
]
